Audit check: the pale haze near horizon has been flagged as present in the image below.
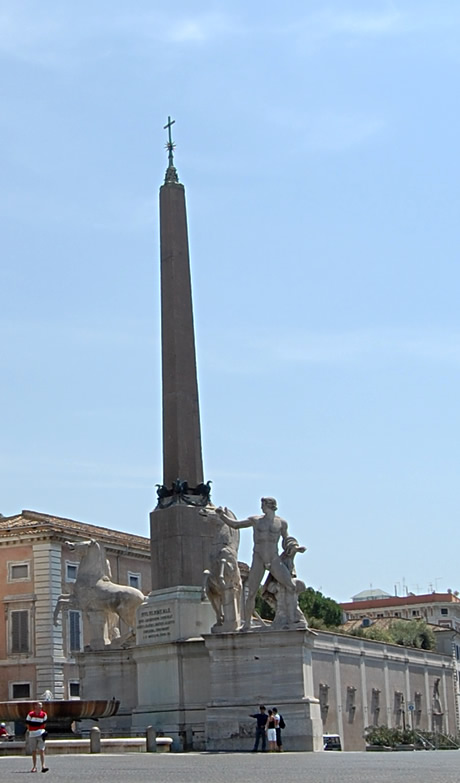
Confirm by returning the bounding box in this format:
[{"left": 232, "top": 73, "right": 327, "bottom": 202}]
[{"left": 1, "top": 1, "right": 459, "bottom": 603}]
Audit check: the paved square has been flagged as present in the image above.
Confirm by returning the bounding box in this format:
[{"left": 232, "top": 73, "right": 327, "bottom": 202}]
[{"left": 2, "top": 751, "right": 460, "bottom": 783}]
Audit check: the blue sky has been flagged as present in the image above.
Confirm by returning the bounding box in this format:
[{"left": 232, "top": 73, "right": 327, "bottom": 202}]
[{"left": 1, "top": 0, "right": 459, "bottom": 602}]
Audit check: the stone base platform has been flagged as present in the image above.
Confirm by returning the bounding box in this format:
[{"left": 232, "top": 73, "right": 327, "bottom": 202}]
[
  {"left": 0, "top": 738, "right": 147, "bottom": 756},
  {"left": 205, "top": 628, "right": 323, "bottom": 752},
  {"left": 132, "top": 634, "right": 211, "bottom": 751}
]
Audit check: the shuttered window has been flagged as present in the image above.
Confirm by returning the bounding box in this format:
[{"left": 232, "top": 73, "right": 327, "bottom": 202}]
[
  {"left": 11, "top": 610, "right": 29, "bottom": 653},
  {"left": 69, "top": 610, "right": 82, "bottom": 652}
]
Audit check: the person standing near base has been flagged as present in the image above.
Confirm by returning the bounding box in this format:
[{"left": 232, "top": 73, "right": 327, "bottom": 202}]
[
  {"left": 266, "top": 709, "right": 277, "bottom": 752},
  {"left": 26, "top": 701, "right": 49, "bottom": 773},
  {"left": 272, "top": 707, "right": 283, "bottom": 751},
  {"left": 249, "top": 705, "right": 268, "bottom": 752}
]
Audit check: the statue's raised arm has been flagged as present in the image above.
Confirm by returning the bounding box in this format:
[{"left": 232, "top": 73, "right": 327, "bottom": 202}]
[{"left": 215, "top": 506, "right": 258, "bottom": 530}]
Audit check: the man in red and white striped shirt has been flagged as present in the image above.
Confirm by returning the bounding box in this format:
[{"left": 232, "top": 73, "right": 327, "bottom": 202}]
[{"left": 26, "top": 701, "right": 49, "bottom": 773}]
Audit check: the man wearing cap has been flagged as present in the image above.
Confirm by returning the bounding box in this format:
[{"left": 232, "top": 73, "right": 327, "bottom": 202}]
[{"left": 26, "top": 701, "right": 49, "bottom": 773}]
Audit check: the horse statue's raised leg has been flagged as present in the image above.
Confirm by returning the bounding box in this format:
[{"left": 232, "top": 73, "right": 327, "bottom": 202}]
[{"left": 53, "top": 594, "right": 74, "bottom": 626}]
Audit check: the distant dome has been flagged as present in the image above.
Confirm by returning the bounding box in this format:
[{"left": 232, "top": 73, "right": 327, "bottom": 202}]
[{"left": 351, "top": 588, "right": 392, "bottom": 602}]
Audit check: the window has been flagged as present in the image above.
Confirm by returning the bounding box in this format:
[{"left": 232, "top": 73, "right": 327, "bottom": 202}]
[
  {"left": 412, "top": 610, "right": 420, "bottom": 617},
  {"left": 12, "top": 682, "right": 30, "bottom": 699},
  {"left": 394, "top": 612, "right": 400, "bottom": 617},
  {"left": 66, "top": 562, "right": 79, "bottom": 582},
  {"left": 69, "top": 682, "right": 80, "bottom": 699},
  {"left": 8, "top": 562, "right": 30, "bottom": 582},
  {"left": 128, "top": 572, "right": 141, "bottom": 590},
  {"left": 69, "top": 611, "right": 82, "bottom": 653},
  {"left": 11, "top": 610, "right": 29, "bottom": 653},
  {"left": 441, "top": 608, "right": 448, "bottom": 616}
]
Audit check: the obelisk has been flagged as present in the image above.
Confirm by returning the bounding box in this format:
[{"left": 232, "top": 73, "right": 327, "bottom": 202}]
[
  {"left": 160, "top": 117, "right": 203, "bottom": 488},
  {"left": 149, "top": 118, "right": 213, "bottom": 591}
]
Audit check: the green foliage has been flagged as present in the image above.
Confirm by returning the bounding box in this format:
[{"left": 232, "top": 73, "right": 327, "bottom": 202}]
[
  {"left": 389, "top": 619, "right": 436, "bottom": 650},
  {"left": 255, "top": 586, "right": 342, "bottom": 627},
  {"left": 364, "top": 725, "right": 415, "bottom": 747},
  {"left": 349, "top": 619, "right": 436, "bottom": 650},
  {"left": 298, "top": 588, "right": 342, "bottom": 627},
  {"left": 364, "top": 726, "right": 460, "bottom": 750},
  {"left": 255, "top": 591, "right": 274, "bottom": 620},
  {"left": 350, "top": 626, "right": 393, "bottom": 643}
]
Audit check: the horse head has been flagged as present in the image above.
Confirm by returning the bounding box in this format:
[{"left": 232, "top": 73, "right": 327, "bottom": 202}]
[{"left": 66, "top": 539, "right": 108, "bottom": 582}]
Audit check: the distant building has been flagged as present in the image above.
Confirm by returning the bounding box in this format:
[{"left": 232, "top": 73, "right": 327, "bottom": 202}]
[
  {"left": 0, "top": 510, "right": 150, "bottom": 702},
  {"left": 340, "top": 590, "right": 460, "bottom": 727},
  {"left": 351, "top": 588, "right": 392, "bottom": 602},
  {"left": 340, "top": 590, "right": 460, "bottom": 631}
]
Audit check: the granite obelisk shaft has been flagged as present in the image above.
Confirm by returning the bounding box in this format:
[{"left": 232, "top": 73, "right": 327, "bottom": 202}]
[
  {"left": 149, "top": 139, "right": 213, "bottom": 592},
  {"left": 160, "top": 180, "right": 203, "bottom": 487}
]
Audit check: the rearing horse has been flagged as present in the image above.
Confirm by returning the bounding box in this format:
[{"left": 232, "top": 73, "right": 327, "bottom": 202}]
[{"left": 54, "top": 539, "right": 145, "bottom": 647}]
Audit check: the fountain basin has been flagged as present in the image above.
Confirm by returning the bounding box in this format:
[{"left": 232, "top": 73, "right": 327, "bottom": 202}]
[{"left": 0, "top": 699, "right": 119, "bottom": 724}]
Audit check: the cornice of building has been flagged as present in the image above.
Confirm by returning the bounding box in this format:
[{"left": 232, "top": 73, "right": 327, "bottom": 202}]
[{"left": 0, "top": 510, "right": 150, "bottom": 555}]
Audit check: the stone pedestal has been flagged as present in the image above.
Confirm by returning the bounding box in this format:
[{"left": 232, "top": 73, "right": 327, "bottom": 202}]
[
  {"left": 77, "top": 647, "right": 138, "bottom": 733},
  {"left": 205, "top": 629, "right": 324, "bottom": 751},
  {"left": 136, "top": 586, "right": 214, "bottom": 645},
  {"left": 129, "top": 587, "right": 215, "bottom": 749},
  {"left": 132, "top": 636, "right": 211, "bottom": 750}
]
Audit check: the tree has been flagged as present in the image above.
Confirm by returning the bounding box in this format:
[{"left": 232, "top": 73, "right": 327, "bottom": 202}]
[
  {"left": 389, "top": 619, "right": 436, "bottom": 650},
  {"left": 255, "top": 586, "right": 342, "bottom": 627},
  {"left": 298, "top": 588, "right": 342, "bottom": 627},
  {"left": 255, "top": 590, "right": 274, "bottom": 621},
  {"left": 349, "top": 619, "right": 436, "bottom": 650}
]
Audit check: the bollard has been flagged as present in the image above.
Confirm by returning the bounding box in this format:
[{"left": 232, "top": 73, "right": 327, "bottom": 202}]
[
  {"left": 146, "top": 725, "right": 157, "bottom": 753},
  {"left": 90, "top": 726, "right": 101, "bottom": 754}
]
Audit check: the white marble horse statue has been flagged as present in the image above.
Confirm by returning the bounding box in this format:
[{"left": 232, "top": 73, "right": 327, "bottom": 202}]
[
  {"left": 200, "top": 507, "right": 242, "bottom": 633},
  {"left": 54, "top": 538, "right": 145, "bottom": 648}
]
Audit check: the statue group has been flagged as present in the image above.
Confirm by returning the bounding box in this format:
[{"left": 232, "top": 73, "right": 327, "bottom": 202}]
[
  {"left": 54, "top": 497, "right": 307, "bottom": 646},
  {"left": 201, "top": 497, "right": 309, "bottom": 633}
]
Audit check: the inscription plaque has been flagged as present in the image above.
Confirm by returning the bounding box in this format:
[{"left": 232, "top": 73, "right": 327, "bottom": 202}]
[{"left": 137, "top": 605, "right": 175, "bottom": 642}]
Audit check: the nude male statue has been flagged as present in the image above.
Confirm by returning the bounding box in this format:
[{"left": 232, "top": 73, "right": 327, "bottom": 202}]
[{"left": 212, "top": 497, "right": 305, "bottom": 630}]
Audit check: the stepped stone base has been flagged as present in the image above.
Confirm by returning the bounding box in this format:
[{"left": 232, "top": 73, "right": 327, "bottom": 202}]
[
  {"left": 132, "top": 636, "right": 211, "bottom": 751},
  {"left": 205, "top": 628, "right": 324, "bottom": 751}
]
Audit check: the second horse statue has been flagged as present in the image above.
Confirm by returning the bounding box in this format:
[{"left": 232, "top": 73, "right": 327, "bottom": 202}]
[{"left": 54, "top": 538, "right": 145, "bottom": 648}]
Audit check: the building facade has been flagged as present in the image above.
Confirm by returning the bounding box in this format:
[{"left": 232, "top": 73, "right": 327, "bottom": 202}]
[
  {"left": 341, "top": 591, "right": 460, "bottom": 630},
  {"left": 0, "top": 510, "right": 150, "bottom": 703}
]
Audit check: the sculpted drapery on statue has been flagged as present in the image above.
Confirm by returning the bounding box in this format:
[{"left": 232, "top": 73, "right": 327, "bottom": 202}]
[
  {"left": 202, "top": 497, "right": 308, "bottom": 632},
  {"left": 54, "top": 539, "right": 145, "bottom": 648}
]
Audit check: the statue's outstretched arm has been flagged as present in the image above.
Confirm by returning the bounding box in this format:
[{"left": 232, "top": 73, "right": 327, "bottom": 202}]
[{"left": 215, "top": 507, "right": 255, "bottom": 529}]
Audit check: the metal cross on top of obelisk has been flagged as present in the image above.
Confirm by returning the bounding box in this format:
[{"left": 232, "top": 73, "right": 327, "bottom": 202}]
[
  {"left": 164, "top": 116, "right": 176, "bottom": 165},
  {"left": 163, "top": 116, "right": 179, "bottom": 183}
]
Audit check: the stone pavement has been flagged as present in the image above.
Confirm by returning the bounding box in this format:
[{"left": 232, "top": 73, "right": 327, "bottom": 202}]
[{"left": 2, "top": 750, "right": 460, "bottom": 782}]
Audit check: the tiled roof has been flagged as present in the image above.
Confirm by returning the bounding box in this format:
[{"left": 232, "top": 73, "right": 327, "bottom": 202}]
[
  {"left": 340, "top": 592, "right": 460, "bottom": 611},
  {"left": 0, "top": 510, "right": 150, "bottom": 550}
]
